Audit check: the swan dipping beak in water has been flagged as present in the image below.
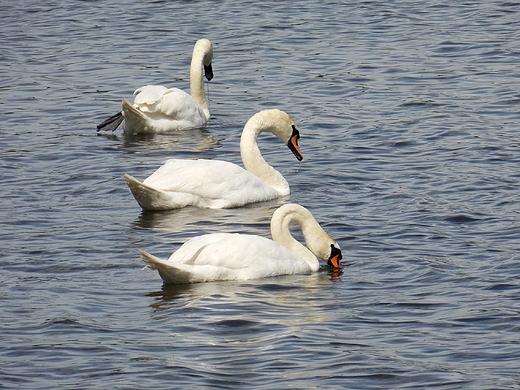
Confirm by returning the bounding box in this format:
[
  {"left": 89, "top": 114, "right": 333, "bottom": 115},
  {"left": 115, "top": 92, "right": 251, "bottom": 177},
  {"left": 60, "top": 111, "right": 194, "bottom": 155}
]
[{"left": 139, "top": 203, "right": 343, "bottom": 284}]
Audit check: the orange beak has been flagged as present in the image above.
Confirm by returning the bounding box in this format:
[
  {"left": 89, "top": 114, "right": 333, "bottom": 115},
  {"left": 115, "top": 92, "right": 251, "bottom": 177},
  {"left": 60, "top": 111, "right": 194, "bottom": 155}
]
[
  {"left": 328, "top": 245, "right": 343, "bottom": 268},
  {"left": 328, "top": 253, "right": 342, "bottom": 268}
]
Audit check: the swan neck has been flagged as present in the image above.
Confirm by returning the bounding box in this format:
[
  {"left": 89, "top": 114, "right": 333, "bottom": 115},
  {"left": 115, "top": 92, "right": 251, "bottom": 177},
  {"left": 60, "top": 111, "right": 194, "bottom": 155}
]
[
  {"left": 240, "top": 121, "right": 290, "bottom": 195},
  {"left": 190, "top": 51, "right": 209, "bottom": 119},
  {"left": 271, "top": 210, "right": 320, "bottom": 271}
]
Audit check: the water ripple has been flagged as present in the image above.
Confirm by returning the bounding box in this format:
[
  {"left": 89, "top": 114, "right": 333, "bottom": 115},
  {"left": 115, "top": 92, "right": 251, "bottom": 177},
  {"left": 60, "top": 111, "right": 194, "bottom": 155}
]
[{"left": 1, "top": 0, "right": 520, "bottom": 389}]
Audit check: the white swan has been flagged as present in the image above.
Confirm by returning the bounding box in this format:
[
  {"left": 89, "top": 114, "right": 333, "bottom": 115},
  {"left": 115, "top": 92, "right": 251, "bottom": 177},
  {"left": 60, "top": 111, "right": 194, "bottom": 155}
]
[
  {"left": 97, "top": 38, "right": 214, "bottom": 134},
  {"left": 124, "top": 109, "right": 303, "bottom": 211},
  {"left": 139, "top": 203, "right": 343, "bottom": 284}
]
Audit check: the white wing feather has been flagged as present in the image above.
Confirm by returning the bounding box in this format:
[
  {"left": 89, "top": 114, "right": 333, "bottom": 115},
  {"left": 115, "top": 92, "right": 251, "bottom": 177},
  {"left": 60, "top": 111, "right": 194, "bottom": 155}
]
[
  {"left": 149, "top": 233, "right": 312, "bottom": 283},
  {"left": 142, "top": 159, "right": 281, "bottom": 207}
]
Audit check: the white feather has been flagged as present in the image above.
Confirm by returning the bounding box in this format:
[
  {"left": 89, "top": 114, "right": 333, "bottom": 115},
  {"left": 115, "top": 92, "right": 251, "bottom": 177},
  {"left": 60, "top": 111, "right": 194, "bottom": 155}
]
[
  {"left": 98, "top": 39, "right": 214, "bottom": 134},
  {"left": 125, "top": 109, "right": 303, "bottom": 211},
  {"left": 140, "top": 204, "right": 342, "bottom": 284}
]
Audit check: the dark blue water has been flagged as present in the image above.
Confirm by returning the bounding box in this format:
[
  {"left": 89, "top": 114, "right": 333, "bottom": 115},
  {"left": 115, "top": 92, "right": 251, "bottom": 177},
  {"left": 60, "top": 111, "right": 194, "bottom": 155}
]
[{"left": 1, "top": 1, "right": 519, "bottom": 388}]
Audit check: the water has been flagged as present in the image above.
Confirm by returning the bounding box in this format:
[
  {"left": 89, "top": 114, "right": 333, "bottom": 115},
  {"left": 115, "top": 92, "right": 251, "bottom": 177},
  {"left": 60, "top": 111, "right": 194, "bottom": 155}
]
[{"left": 1, "top": 0, "right": 520, "bottom": 388}]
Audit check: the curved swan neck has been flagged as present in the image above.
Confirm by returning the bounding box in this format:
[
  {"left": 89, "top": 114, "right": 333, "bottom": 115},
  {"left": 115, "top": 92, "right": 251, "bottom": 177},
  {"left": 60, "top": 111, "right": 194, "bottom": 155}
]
[
  {"left": 270, "top": 205, "right": 320, "bottom": 271},
  {"left": 240, "top": 112, "right": 290, "bottom": 195},
  {"left": 190, "top": 40, "right": 212, "bottom": 120}
]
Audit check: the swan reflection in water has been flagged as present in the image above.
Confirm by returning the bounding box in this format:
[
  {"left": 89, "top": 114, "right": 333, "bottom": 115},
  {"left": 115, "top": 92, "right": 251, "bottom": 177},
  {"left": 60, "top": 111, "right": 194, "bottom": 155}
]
[
  {"left": 133, "top": 198, "right": 287, "bottom": 235},
  {"left": 146, "top": 270, "right": 343, "bottom": 314},
  {"left": 97, "top": 126, "right": 221, "bottom": 154}
]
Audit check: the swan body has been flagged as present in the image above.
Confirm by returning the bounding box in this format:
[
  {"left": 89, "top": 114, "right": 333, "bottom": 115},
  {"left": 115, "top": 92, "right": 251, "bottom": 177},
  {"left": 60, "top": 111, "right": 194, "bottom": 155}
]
[
  {"left": 97, "top": 38, "right": 214, "bottom": 134},
  {"left": 125, "top": 109, "right": 303, "bottom": 211},
  {"left": 140, "top": 203, "right": 343, "bottom": 284}
]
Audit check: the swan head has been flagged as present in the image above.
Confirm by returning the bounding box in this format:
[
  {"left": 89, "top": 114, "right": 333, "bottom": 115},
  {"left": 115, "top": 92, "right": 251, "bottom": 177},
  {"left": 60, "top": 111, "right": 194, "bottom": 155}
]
[
  {"left": 305, "top": 231, "right": 343, "bottom": 269},
  {"left": 249, "top": 109, "right": 303, "bottom": 161},
  {"left": 194, "top": 38, "right": 214, "bottom": 81},
  {"left": 296, "top": 206, "right": 342, "bottom": 268}
]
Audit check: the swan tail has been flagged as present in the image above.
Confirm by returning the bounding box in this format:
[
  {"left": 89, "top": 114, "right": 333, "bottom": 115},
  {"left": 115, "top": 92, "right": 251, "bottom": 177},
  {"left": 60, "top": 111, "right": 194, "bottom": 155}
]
[
  {"left": 122, "top": 97, "right": 148, "bottom": 133},
  {"left": 124, "top": 173, "right": 181, "bottom": 211},
  {"left": 139, "top": 249, "right": 199, "bottom": 284},
  {"left": 139, "top": 249, "right": 165, "bottom": 270},
  {"left": 97, "top": 111, "right": 124, "bottom": 131}
]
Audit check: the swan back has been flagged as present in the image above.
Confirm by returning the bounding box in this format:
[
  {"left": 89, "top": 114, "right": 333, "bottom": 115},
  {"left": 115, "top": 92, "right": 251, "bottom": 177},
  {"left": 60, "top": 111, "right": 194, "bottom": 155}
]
[
  {"left": 142, "top": 233, "right": 313, "bottom": 284},
  {"left": 270, "top": 204, "right": 342, "bottom": 271}
]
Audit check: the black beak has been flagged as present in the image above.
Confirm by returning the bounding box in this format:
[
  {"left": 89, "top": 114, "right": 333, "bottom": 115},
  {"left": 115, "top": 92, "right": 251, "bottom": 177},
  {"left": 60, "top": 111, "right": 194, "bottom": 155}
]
[
  {"left": 287, "top": 125, "right": 303, "bottom": 161},
  {"left": 204, "top": 64, "right": 214, "bottom": 81}
]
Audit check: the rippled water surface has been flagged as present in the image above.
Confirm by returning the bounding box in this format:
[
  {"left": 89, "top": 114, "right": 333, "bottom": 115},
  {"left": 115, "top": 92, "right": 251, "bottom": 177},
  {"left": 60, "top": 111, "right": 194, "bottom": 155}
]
[{"left": 1, "top": 1, "right": 520, "bottom": 388}]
